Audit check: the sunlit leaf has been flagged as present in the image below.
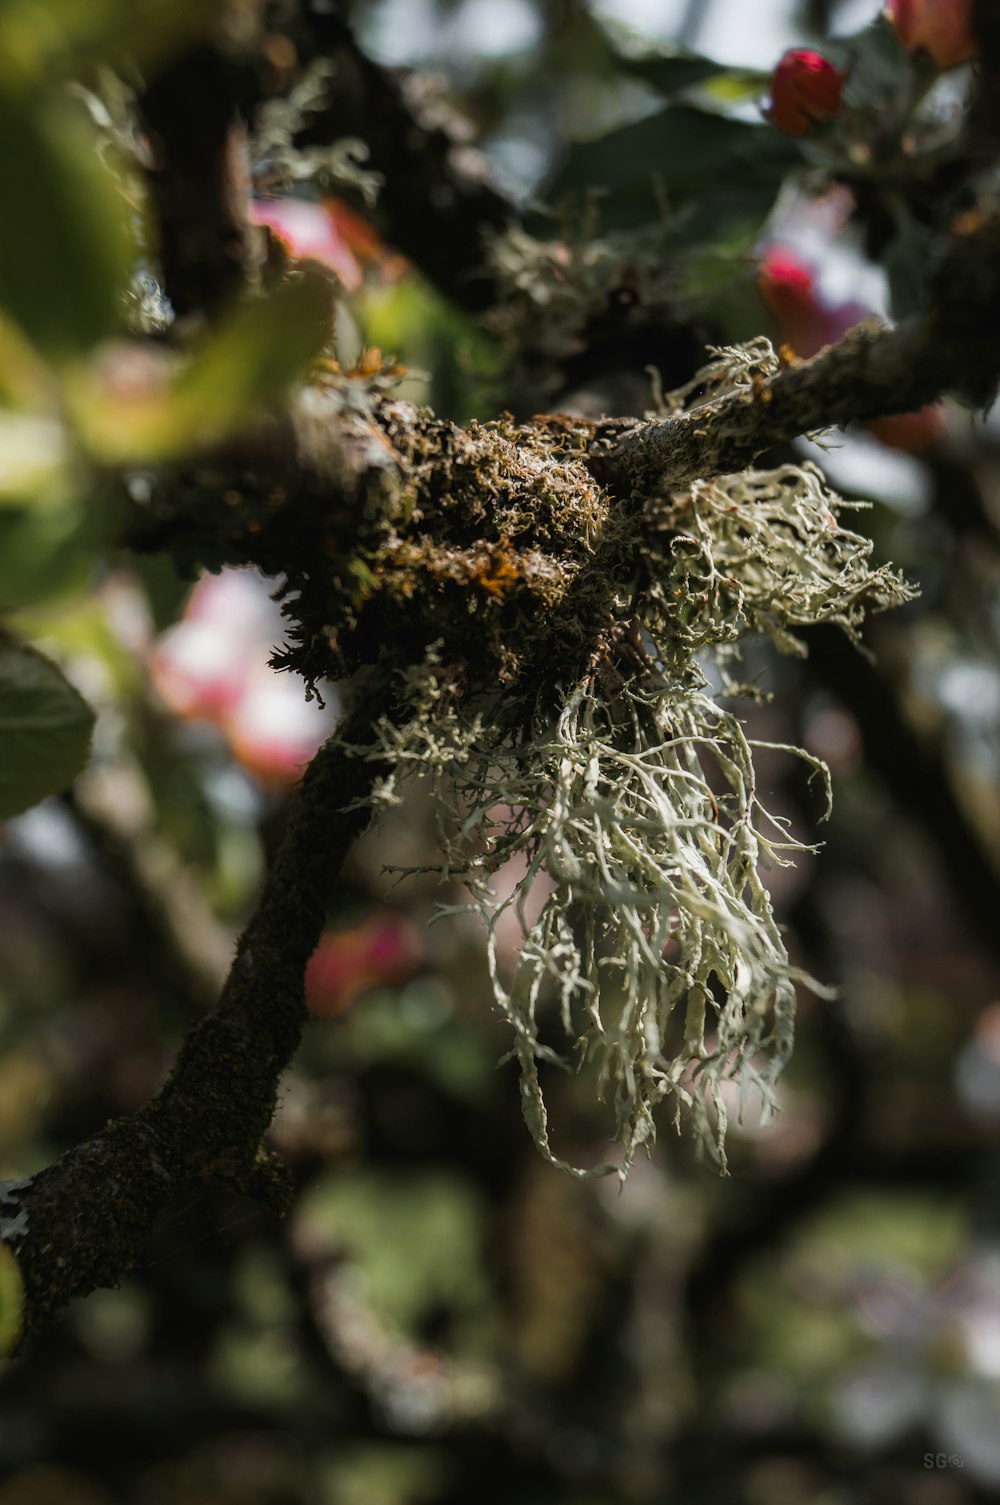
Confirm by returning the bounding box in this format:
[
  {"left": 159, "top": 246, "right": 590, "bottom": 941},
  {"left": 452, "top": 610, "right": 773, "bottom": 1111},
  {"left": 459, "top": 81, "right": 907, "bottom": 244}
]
[
  {"left": 0, "top": 0, "right": 217, "bottom": 86},
  {"left": 0, "top": 634, "right": 94, "bottom": 818},
  {"left": 0, "top": 95, "right": 134, "bottom": 359},
  {"left": 0, "top": 1241, "right": 23, "bottom": 1358},
  {"left": 612, "top": 44, "right": 769, "bottom": 104},
  {"left": 0, "top": 413, "right": 73, "bottom": 506},
  {"left": 699, "top": 70, "right": 774, "bottom": 105},
  {"left": 0, "top": 504, "right": 97, "bottom": 610},
  {"left": 173, "top": 272, "right": 333, "bottom": 437},
  {"left": 76, "top": 272, "right": 335, "bottom": 462}
]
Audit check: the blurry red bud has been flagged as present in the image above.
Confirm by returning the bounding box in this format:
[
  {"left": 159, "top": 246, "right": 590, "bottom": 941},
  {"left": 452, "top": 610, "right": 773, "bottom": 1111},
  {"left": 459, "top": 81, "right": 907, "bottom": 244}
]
[
  {"left": 758, "top": 243, "right": 945, "bottom": 453},
  {"left": 767, "top": 50, "right": 845, "bottom": 136}
]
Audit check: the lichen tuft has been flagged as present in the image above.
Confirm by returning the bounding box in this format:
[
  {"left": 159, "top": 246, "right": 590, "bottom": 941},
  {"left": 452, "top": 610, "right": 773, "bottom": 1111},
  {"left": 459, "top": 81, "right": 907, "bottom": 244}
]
[{"left": 339, "top": 344, "right": 914, "bottom": 1176}]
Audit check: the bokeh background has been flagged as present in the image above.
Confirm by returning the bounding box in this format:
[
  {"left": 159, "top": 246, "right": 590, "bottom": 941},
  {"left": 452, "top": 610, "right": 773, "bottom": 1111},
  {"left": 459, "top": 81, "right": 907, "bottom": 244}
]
[{"left": 2, "top": 0, "right": 1000, "bottom": 1501}]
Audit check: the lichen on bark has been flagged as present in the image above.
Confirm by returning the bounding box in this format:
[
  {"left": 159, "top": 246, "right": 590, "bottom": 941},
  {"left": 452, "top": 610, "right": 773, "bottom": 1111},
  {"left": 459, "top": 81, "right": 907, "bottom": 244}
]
[{"left": 286, "top": 342, "right": 915, "bottom": 1176}]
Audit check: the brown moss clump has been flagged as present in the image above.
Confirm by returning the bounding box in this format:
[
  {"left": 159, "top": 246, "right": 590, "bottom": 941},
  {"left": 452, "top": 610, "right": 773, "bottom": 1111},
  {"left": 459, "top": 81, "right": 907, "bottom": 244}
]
[{"left": 269, "top": 392, "right": 627, "bottom": 723}]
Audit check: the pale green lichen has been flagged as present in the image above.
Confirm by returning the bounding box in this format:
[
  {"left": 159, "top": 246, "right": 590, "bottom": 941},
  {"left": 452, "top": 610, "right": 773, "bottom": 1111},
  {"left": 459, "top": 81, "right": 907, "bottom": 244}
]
[
  {"left": 343, "top": 344, "right": 914, "bottom": 1178},
  {"left": 358, "top": 646, "right": 828, "bottom": 1178},
  {"left": 480, "top": 221, "right": 753, "bottom": 412},
  {"left": 252, "top": 58, "right": 383, "bottom": 204}
]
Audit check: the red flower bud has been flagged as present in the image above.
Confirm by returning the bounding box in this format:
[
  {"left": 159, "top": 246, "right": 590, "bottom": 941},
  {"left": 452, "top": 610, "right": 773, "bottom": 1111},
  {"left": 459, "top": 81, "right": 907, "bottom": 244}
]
[
  {"left": 757, "top": 245, "right": 864, "bottom": 357},
  {"left": 758, "top": 243, "right": 946, "bottom": 453},
  {"left": 865, "top": 406, "right": 947, "bottom": 454},
  {"left": 767, "top": 50, "right": 845, "bottom": 137},
  {"left": 883, "top": 0, "right": 976, "bottom": 70}
]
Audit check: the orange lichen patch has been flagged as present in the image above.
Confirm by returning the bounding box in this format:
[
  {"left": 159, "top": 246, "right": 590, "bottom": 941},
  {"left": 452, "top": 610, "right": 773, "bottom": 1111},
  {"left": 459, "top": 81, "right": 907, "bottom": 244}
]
[
  {"left": 473, "top": 540, "right": 521, "bottom": 597},
  {"left": 348, "top": 347, "right": 406, "bottom": 382},
  {"left": 950, "top": 207, "right": 990, "bottom": 238}
]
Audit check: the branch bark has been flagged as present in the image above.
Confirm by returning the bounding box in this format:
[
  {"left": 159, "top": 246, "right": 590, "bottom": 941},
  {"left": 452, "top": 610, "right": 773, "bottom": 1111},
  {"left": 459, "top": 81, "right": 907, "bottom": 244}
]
[
  {"left": 0, "top": 686, "right": 388, "bottom": 1343},
  {"left": 288, "top": 4, "right": 516, "bottom": 312},
  {"left": 588, "top": 245, "right": 1000, "bottom": 497},
  {"left": 139, "top": 37, "right": 253, "bottom": 320},
  {"left": 10, "top": 0, "right": 1000, "bottom": 1354}
]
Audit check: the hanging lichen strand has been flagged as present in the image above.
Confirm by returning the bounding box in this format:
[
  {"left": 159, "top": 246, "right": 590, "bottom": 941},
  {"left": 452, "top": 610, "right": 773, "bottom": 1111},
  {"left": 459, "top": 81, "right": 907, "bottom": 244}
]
[{"left": 341, "top": 342, "right": 914, "bottom": 1177}]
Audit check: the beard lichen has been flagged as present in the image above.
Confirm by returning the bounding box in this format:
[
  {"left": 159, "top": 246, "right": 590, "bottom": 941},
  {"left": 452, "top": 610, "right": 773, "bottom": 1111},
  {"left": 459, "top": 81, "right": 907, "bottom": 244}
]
[
  {"left": 335, "top": 343, "right": 914, "bottom": 1179},
  {"left": 149, "top": 342, "right": 909, "bottom": 1177}
]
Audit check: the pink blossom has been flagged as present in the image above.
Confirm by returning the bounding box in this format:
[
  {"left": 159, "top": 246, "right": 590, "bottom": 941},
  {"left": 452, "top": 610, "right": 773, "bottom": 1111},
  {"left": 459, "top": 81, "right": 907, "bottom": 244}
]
[
  {"left": 305, "top": 914, "right": 424, "bottom": 1016},
  {"left": 250, "top": 198, "right": 362, "bottom": 289},
  {"left": 758, "top": 244, "right": 946, "bottom": 452},
  {"left": 884, "top": 0, "right": 976, "bottom": 69},
  {"left": 225, "top": 666, "right": 330, "bottom": 787},
  {"left": 149, "top": 568, "right": 333, "bottom": 786}
]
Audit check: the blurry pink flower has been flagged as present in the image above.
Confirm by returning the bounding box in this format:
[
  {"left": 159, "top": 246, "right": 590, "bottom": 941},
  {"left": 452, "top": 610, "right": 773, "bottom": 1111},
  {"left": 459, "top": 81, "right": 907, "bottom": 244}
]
[
  {"left": 149, "top": 571, "right": 273, "bottom": 720},
  {"left": 865, "top": 408, "right": 947, "bottom": 453},
  {"left": 884, "top": 0, "right": 976, "bottom": 69},
  {"left": 306, "top": 913, "right": 424, "bottom": 1016},
  {"left": 226, "top": 666, "right": 330, "bottom": 787},
  {"left": 767, "top": 49, "right": 846, "bottom": 136},
  {"left": 757, "top": 244, "right": 868, "bottom": 357},
  {"left": 758, "top": 243, "right": 946, "bottom": 453},
  {"left": 148, "top": 620, "right": 248, "bottom": 721},
  {"left": 149, "top": 568, "right": 334, "bottom": 785},
  {"left": 251, "top": 198, "right": 362, "bottom": 289}
]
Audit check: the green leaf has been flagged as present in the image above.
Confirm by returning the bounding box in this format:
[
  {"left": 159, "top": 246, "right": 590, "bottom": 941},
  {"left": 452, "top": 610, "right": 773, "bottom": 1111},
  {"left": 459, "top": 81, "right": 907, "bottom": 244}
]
[
  {"left": 838, "top": 18, "right": 922, "bottom": 116},
  {"left": 544, "top": 105, "right": 799, "bottom": 232},
  {"left": 612, "top": 45, "right": 769, "bottom": 104},
  {"left": 0, "top": 502, "right": 97, "bottom": 611},
  {"left": 883, "top": 232, "right": 927, "bottom": 320},
  {"left": 174, "top": 272, "right": 333, "bottom": 437},
  {"left": 76, "top": 271, "right": 335, "bottom": 463},
  {"left": 0, "top": 0, "right": 217, "bottom": 86},
  {"left": 0, "top": 94, "right": 134, "bottom": 359},
  {"left": 0, "top": 634, "right": 95, "bottom": 819},
  {"left": 612, "top": 46, "right": 728, "bottom": 96},
  {"left": 0, "top": 1240, "right": 23, "bottom": 1358}
]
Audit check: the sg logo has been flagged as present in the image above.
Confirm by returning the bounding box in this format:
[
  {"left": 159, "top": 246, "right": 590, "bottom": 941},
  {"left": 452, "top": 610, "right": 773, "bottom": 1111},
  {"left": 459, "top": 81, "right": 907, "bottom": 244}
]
[{"left": 923, "top": 1453, "right": 964, "bottom": 1469}]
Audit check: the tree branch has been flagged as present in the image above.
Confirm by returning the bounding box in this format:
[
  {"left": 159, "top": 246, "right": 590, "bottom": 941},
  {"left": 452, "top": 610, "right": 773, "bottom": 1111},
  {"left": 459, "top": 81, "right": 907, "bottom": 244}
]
[
  {"left": 139, "top": 36, "right": 253, "bottom": 320},
  {"left": 288, "top": 3, "right": 516, "bottom": 312},
  {"left": 588, "top": 232, "right": 1000, "bottom": 495},
  {"left": 0, "top": 685, "right": 389, "bottom": 1344}
]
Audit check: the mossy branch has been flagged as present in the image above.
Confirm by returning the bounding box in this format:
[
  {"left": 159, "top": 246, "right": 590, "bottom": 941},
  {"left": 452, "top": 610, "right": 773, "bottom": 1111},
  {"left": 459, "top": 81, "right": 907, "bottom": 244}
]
[{"left": 589, "top": 208, "right": 1000, "bottom": 495}]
